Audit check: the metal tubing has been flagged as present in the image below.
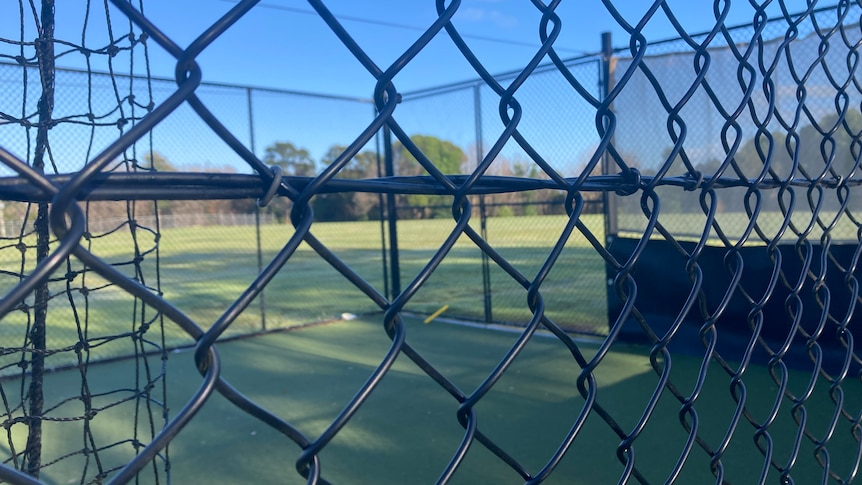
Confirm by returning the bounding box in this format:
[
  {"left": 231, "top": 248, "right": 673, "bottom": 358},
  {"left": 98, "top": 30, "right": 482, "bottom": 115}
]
[
  {"left": 383, "top": 125, "right": 401, "bottom": 299},
  {"left": 474, "top": 85, "right": 492, "bottom": 323}
]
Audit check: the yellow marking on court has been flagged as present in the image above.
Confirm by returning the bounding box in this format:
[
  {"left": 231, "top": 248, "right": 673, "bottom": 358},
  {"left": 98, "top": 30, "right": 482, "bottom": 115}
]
[{"left": 423, "top": 305, "right": 449, "bottom": 324}]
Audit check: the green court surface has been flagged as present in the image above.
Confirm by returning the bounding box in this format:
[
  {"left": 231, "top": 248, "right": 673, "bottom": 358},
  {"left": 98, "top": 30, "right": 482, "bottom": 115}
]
[{"left": 4, "top": 316, "right": 859, "bottom": 484}]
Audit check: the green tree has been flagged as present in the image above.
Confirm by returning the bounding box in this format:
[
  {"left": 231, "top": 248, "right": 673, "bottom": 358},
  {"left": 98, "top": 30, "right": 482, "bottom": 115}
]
[
  {"left": 791, "top": 110, "right": 862, "bottom": 178},
  {"left": 716, "top": 109, "right": 862, "bottom": 180},
  {"left": 725, "top": 131, "right": 792, "bottom": 180},
  {"left": 143, "top": 151, "right": 176, "bottom": 172},
  {"left": 511, "top": 160, "right": 538, "bottom": 178},
  {"left": 332, "top": 145, "right": 378, "bottom": 179},
  {"left": 140, "top": 152, "right": 178, "bottom": 215},
  {"left": 395, "top": 134, "right": 465, "bottom": 176},
  {"left": 393, "top": 135, "right": 466, "bottom": 218},
  {"left": 313, "top": 145, "right": 381, "bottom": 221},
  {"left": 261, "top": 141, "right": 315, "bottom": 223},
  {"left": 481, "top": 156, "right": 546, "bottom": 216},
  {"left": 697, "top": 110, "right": 862, "bottom": 214},
  {"left": 263, "top": 141, "right": 316, "bottom": 176}
]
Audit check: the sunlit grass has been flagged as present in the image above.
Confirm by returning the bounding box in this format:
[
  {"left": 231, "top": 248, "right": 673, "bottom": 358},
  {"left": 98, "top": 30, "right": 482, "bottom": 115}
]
[{"left": 0, "top": 213, "right": 609, "bottom": 377}]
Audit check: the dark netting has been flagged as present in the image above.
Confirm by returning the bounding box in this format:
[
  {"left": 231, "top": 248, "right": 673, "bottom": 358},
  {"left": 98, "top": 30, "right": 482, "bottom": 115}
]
[
  {"left": 0, "top": 0, "right": 168, "bottom": 483},
  {"left": 0, "top": 0, "right": 860, "bottom": 484}
]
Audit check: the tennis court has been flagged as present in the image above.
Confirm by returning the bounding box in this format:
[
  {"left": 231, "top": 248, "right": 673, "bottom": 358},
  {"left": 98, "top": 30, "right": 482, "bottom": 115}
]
[{"left": 4, "top": 316, "right": 857, "bottom": 484}]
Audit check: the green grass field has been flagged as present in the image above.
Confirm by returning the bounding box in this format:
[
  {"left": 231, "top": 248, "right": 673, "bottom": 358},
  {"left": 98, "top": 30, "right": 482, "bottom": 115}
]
[
  {"left": 2, "top": 316, "right": 858, "bottom": 484},
  {"left": 0, "top": 214, "right": 609, "bottom": 373}
]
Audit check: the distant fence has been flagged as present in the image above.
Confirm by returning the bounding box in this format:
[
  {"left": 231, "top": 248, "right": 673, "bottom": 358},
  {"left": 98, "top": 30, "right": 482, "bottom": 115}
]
[
  {"left": 607, "top": 11, "right": 862, "bottom": 244},
  {"left": 397, "top": 197, "right": 603, "bottom": 220},
  {"left": 0, "top": 61, "right": 378, "bottom": 177},
  {"left": 0, "top": 57, "right": 610, "bottom": 335},
  {"left": 23, "top": 212, "right": 276, "bottom": 234},
  {"left": 0, "top": 58, "right": 383, "bottom": 339}
]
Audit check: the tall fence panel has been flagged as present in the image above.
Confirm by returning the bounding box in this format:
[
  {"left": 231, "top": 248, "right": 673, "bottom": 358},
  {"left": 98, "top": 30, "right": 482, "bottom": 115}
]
[
  {"left": 606, "top": 4, "right": 862, "bottom": 354},
  {"left": 391, "top": 84, "right": 488, "bottom": 324},
  {"left": 609, "top": 10, "right": 862, "bottom": 242}
]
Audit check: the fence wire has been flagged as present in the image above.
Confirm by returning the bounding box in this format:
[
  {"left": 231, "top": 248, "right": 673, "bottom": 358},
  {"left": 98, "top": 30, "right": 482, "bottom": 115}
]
[{"left": 0, "top": 1, "right": 861, "bottom": 484}]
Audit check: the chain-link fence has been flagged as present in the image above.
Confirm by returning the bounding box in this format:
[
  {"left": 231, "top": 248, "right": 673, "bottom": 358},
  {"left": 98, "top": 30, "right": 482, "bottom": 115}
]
[
  {"left": 0, "top": 59, "right": 387, "bottom": 342},
  {"left": 391, "top": 58, "right": 608, "bottom": 334},
  {"left": 1, "top": 0, "right": 861, "bottom": 484},
  {"left": 0, "top": 56, "right": 612, "bottom": 339},
  {"left": 610, "top": 8, "right": 862, "bottom": 243},
  {"left": 605, "top": 3, "right": 862, "bottom": 363}
]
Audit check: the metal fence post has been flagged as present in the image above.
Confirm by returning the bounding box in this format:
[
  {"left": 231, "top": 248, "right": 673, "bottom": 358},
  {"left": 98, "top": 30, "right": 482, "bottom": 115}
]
[
  {"left": 375, "top": 113, "right": 390, "bottom": 301},
  {"left": 383, "top": 125, "right": 401, "bottom": 299},
  {"left": 600, "top": 32, "right": 617, "bottom": 241},
  {"left": 248, "top": 86, "right": 267, "bottom": 331},
  {"left": 600, "top": 32, "right": 618, "bottom": 334},
  {"left": 474, "top": 84, "right": 492, "bottom": 323}
]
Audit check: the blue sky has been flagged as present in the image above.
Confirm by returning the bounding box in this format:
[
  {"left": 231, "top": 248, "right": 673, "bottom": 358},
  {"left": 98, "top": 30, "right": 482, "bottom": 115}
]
[
  {"left": 0, "top": 1, "right": 831, "bottom": 175},
  {"left": 18, "top": 0, "right": 791, "bottom": 97}
]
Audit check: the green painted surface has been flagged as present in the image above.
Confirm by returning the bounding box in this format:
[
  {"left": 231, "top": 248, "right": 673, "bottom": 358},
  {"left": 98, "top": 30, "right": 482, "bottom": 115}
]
[{"left": 3, "top": 316, "right": 857, "bottom": 484}]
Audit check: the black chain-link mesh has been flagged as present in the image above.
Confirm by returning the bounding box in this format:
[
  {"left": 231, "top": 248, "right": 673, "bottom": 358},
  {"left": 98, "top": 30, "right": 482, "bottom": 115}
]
[{"left": 1, "top": 0, "right": 861, "bottom": 483}]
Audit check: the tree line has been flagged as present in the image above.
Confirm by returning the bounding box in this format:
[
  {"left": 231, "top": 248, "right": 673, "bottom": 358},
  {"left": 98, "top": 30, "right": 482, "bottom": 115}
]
[
  {"left": 617, "top": 109, "right": 862, "bottom": 218},
  {"left": 7, "top": 134, "right": 576, "bottom": 231},
  {"left": 135, "top": 134, "right": 572, "bottom": 224},
  {"left": 391, "top": 134, "right": 573, "bottom": 219}
]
